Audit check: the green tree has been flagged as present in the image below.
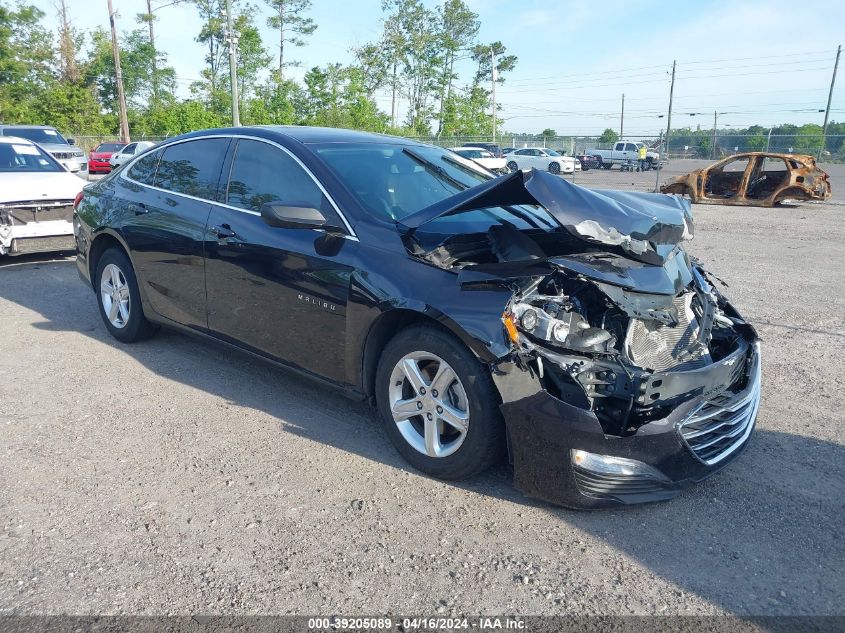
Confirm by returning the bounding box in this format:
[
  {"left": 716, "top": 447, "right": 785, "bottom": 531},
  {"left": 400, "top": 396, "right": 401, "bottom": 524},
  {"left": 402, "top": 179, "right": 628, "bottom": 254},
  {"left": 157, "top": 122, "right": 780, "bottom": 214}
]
[
  {"left": 598, "top": 128, "right": 619, "bottom": 144},
  {"left": 383, "top": 0, "right": 442, "bottom": 134},
  {"left": 541, "top": 128, "right": 556, "bottom": 139},
  {"left": 263, "top": 0, "right": 316, "bottom": 80},
  {"left": 0, "top": 2, "right": 55, "bottom": 122},
  {"left": 434, "top": 0, "right": 479, "bottom": 136},
  {"left": 470, "top": 41, "right": 517, "bottom": 86}
]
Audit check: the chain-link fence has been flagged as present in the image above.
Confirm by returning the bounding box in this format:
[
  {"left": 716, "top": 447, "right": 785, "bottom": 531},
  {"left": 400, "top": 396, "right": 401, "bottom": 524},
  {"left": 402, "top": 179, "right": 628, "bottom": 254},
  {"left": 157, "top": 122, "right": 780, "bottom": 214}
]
[
  {"left": 408, "top": 133, "right": 845, "bottom": 162},
  {"left": 71, "top": 135, "right": 169, "bottom": 153}
]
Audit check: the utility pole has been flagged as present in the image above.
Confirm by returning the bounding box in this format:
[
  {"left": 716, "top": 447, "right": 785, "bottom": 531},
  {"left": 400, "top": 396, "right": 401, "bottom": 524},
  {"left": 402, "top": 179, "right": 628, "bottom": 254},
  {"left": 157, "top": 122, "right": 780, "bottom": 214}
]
[
  {"left": 620, "top": 93, "right": 624, "bottom": 140},
  {"left": 655, "top": 60, "right": 675, "bottom": 192},
  {"left": 711, "top": 110, "right": 717, "bottom": 160},
  {"left": 107, "top": 0, "right": 130, "bottom": 143},
  {"left": 225, "top": 0, "right": 240, "bottom": 127},
  {"left": 491, "top": 46, "right": 498, "bottom": 143},
  {"left": 819, "top": 44, "right": 841, "bottom": 161},
  {"left": 146, "top": 0, "right": 158, "bottom": 101},
  {"left": 390, "top": 59, "right": 397, "bottom": 128}
]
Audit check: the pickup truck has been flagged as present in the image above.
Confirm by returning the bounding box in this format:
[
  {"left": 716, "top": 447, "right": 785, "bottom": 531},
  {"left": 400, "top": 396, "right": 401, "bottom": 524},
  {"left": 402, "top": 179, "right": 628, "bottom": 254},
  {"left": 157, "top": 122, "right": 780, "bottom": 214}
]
[{"left": 586, "top": 141, "right": 660, "bottom": 170}]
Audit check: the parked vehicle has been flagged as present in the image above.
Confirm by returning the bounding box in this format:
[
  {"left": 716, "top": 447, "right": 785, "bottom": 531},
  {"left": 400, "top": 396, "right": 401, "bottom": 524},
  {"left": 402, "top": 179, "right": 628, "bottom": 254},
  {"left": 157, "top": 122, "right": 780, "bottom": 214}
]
[
  {"left": 575, "top": 154, "right": 601, "bottom": 171},
  {"left": 587, "top": 141, "right": 659, "bottom": 170},
  {"left": 462, "top": 142, "right": 504, "bottom": 158},
  {"left": 75, "top": 126, "right": 761, "bottom": 508},
  {"left": 449, "top": 147, "right": 509, "bottom": 174},
  {"left": 88, "top": 142, "right": 127, "bottom": 174},
  {"left": 504, "top": 148, "right": 580, "bottom": 174},
  {"left": 661, "top": 152, "right": 831, "bottom": 207},
  {"left": 0, "top": 125, "right": 87, "bottom": 173},
  {"left": 109, "top": 141, "right": 156, "bottom": 169},
  {"left": 0, "top": 136, "right": 84, "bottom": 255}
]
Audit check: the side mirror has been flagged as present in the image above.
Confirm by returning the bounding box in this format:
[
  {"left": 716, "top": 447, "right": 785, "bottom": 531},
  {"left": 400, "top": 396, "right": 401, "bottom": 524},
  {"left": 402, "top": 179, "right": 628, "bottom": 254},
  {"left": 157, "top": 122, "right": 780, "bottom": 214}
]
[
  {"left": 66, "top": 138, "right": 75, "bottom": 145},
  {"left": 260, "top": 202, "right": 343, "bottom": 233}
]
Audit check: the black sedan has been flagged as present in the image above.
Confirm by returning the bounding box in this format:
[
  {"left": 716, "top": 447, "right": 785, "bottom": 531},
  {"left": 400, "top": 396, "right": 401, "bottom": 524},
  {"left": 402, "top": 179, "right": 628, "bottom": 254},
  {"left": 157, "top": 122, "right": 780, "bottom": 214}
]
[{"left": 73, "top": 126, "right": 761, "bottom": 508}]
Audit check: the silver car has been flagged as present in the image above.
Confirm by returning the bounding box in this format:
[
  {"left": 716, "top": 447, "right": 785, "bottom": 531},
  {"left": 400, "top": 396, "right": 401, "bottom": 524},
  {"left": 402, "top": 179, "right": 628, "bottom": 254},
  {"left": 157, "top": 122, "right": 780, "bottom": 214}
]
[{"left": 0, "top": 125, "right": 87, "bottom": 174}]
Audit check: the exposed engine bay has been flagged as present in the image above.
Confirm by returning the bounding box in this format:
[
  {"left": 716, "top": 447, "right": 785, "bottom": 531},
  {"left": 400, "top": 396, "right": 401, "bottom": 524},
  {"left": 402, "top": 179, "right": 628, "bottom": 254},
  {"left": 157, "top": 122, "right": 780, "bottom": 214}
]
[{"left": 399, "top": 169, "right": 758, "bottom": 442}]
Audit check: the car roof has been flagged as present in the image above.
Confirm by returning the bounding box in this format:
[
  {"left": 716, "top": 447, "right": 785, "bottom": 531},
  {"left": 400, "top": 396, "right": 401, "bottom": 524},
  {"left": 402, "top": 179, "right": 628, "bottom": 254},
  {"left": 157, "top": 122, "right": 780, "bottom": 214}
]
[
  {"left": 449, "top": 146, "right": 489, "bottom": 151},
  {"left": 167, "top": 125, "right": 420, "bottom": 148}
]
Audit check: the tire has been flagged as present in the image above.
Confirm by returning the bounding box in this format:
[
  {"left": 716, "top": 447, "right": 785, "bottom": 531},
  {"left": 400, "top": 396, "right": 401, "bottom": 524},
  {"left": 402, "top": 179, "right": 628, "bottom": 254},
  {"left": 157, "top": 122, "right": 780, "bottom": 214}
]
[
  {"left": 95, "top": 247, "right": 157, "bottom": 343},
  {"left": 549, "top": 162, "right": 561, "bottom": 175},
  {"left": 506, "top": 160, "right": 518, "bottom": 172},
  {"left": 375, "top": 325, "right": 505, "bottom": 480},
  {"left": 602, "top": 162, "right": 612, "bottom": 169}
]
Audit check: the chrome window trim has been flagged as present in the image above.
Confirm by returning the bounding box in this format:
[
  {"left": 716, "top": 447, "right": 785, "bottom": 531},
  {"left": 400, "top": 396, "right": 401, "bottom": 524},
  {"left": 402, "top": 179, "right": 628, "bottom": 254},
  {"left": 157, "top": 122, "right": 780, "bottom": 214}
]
[{"left": 120, "top": 133, "right": 358, "bottom": 240}]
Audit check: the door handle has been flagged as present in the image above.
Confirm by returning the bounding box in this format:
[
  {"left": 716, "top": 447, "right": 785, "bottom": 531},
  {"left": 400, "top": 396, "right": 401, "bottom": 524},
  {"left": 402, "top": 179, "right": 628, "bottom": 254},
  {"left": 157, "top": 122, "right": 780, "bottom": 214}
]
[
  {"left": 212, "top": 224, "right": 236, "bottom": 239},
  {"left": 132, "top": 203, "right": 149, "bottom": 216}
]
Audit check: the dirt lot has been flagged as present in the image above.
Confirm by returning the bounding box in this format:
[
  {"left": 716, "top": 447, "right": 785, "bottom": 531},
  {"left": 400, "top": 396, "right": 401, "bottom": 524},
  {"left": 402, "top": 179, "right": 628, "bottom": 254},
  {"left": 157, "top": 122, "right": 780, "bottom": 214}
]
[{"left": 1, "top": 165, "right": 843, "bottom": 617}]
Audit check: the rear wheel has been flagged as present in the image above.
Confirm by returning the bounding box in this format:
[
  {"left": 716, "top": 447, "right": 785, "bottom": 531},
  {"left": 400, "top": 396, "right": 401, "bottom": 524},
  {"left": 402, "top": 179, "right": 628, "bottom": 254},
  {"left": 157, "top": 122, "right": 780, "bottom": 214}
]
[
  {"left": 95, "top": 248, "right": 157, "bottom": 343},
  {"left": 375, "top": 325, "right": 505, "bottom": 480}
]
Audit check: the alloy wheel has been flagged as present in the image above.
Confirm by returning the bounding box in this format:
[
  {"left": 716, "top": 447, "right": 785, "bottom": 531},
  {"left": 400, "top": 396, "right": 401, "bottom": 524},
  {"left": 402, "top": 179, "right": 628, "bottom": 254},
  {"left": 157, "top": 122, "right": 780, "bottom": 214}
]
[
  {"left": 388, "top": 352, "right": 470, "bottom": 458},
  {"left": 100, "top": 263, "right": 131, "bottom": 329}
]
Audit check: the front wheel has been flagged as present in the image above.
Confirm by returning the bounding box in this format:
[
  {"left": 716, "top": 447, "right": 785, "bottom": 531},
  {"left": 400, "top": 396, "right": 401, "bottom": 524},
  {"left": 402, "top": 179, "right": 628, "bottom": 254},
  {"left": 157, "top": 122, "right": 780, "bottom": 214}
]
[
  {"left": 375, "top": 325, "right": 505, "bottom": 480},
  {"left": 506, "top": 160, "right": 518, "bottom": 172},
  {"left": 95, "top": 248, "right": 157, "bottom": 343},
  {"left": 549, "top": 162, "right": 561, "bottom": 175}
]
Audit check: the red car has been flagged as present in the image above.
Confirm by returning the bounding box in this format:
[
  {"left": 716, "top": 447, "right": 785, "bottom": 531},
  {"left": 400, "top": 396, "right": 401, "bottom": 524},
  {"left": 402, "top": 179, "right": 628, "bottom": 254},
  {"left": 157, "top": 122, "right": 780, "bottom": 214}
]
[{"left": 87, "top": 142, "right": 127, "bottom": 174}]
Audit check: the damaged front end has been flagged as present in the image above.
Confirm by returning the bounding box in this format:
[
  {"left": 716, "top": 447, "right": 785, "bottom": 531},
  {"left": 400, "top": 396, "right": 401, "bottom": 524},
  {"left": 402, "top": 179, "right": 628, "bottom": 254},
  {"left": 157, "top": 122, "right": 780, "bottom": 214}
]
[{"left": 401, "top": 170, "right": 761, "bottom": 508}]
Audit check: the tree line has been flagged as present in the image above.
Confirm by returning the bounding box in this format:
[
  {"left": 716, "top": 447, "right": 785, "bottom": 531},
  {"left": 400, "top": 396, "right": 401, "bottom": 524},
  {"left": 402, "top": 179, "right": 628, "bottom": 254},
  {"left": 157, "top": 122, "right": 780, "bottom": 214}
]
[{"left": 0, "top": 0, "right": 517, "bottom": 140}]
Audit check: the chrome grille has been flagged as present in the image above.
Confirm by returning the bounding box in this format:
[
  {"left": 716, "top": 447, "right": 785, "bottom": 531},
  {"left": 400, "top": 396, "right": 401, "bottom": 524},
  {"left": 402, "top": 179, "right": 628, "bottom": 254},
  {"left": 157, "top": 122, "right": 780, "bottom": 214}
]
[{"left": 679, "top": 347, "right": 761, "bottom": 465}]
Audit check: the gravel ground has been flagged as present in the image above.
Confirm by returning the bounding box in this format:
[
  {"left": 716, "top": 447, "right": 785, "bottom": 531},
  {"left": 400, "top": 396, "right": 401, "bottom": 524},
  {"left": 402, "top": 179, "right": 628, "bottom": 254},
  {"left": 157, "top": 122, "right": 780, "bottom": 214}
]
[{"left": 1, "top": 165, "right": 843, "bottom": 617}]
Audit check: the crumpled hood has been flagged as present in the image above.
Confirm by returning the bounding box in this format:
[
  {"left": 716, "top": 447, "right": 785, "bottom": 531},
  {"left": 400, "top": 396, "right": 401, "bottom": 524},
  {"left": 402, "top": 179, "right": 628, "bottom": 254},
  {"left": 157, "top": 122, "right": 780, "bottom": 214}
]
[{"left": 399, "top": 169, "right": 694, "bottom": 265}]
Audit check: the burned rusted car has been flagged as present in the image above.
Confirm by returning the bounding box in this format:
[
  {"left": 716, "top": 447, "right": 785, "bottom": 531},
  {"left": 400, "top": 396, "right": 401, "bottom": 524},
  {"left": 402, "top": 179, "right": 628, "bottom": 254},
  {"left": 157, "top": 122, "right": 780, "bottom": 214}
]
[{"left": 661, "top": 152, "right": 831, "bottom": 207}]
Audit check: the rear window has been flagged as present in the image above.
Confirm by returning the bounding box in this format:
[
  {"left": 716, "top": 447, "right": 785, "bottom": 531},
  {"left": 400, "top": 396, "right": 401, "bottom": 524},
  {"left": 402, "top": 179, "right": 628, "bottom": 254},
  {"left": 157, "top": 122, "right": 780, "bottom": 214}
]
[{"left": 153, "top": 139, "right": 229, "bottom": 200}]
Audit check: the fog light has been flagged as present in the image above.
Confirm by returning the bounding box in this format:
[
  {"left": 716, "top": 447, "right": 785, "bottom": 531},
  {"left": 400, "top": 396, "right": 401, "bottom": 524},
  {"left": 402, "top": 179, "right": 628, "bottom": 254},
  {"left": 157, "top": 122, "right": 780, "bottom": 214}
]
[{"left": 571, "top": 449, "right": 668, "bottom": 479}]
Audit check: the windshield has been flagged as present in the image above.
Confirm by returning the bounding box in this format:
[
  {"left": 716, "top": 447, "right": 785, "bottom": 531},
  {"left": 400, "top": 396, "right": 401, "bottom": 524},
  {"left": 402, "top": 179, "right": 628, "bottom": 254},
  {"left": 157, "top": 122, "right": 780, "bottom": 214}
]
[
  {"left": 315, "top": 142, "right": 557, "bottom": 233},
  {"left": 4, "top": 128, "right": 68, "bottom": 145},
  {"left": 0, "top": 142, "right": 64, "bottom": 172},
  {"left": 315, "top": 143, "right": 491, "bottom": 221},
  {"left": 545, "top": 149, "right": 561, "bottom": 156},
  {"left": 94, "top": 142, "right": 126, "bottom": 152}
]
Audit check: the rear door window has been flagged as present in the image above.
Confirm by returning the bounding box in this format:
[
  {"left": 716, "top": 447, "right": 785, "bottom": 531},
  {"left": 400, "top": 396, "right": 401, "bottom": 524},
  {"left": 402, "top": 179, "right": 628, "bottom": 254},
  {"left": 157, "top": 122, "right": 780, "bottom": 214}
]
[
  {"left": 127, "top": 149, "right": 162, "bottom": 185},
  {"left": 154, "top": 138, "right": 229, "bottom": 200}
]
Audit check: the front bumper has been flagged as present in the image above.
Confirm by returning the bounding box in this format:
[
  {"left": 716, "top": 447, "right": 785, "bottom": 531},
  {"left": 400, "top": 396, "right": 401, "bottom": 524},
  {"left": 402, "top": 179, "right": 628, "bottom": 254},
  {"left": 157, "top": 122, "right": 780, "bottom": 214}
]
[
  {"left": 54, "top": 155, "right": 87, "bottom": 173},
  {"left": 88, "top": 159, "right": 112, "bottom": 173},
  {"left": 499, "top": 342, "right": 761, "bottom": 509},
  {"left": 0, "top": 220, "right": 74, "bottom": 255}
]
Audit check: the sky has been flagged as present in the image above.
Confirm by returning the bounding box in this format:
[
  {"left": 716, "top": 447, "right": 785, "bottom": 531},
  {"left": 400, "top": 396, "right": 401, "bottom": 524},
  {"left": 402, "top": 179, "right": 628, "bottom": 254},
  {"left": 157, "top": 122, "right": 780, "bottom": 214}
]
[{"left": 32, "top": 0, "right": 844, "bottom": 137}]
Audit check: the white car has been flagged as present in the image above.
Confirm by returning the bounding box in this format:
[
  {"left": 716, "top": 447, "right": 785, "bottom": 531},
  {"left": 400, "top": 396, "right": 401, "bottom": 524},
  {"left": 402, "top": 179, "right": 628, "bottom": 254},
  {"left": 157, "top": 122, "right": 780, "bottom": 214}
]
[
  {"left": 0, "top": 137, "right": 84, "bottom": 255},
  {"left": 109, "top": 141, "right": 156, "bottom": 169},
  {"left": 449, "top": 147, "right": 510, "bottom": 175},
  {"left": 504, "top": 148, "right": 580, "bottom": 175}
]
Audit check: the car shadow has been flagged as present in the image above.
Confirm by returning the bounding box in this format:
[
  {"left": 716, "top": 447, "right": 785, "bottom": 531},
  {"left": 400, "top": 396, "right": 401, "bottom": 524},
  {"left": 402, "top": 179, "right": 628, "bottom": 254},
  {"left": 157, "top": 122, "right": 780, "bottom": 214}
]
[{"left": 1, "top": 256, "right": 843, "bottom": 617}]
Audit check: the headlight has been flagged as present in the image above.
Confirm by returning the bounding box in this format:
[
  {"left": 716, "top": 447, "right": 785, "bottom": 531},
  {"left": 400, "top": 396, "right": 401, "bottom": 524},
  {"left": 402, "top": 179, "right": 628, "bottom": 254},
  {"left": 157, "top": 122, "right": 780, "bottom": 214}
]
[{"left": 511, "top": 300, "right": 614, "bottom": 352}]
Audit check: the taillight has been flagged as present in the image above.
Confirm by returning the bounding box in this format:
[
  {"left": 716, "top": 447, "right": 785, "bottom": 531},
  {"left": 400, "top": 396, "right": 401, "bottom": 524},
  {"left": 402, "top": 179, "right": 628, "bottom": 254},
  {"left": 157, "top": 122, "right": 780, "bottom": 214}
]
[{"left": 73, "top": 191, "right": 84, "bottom": 210}]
